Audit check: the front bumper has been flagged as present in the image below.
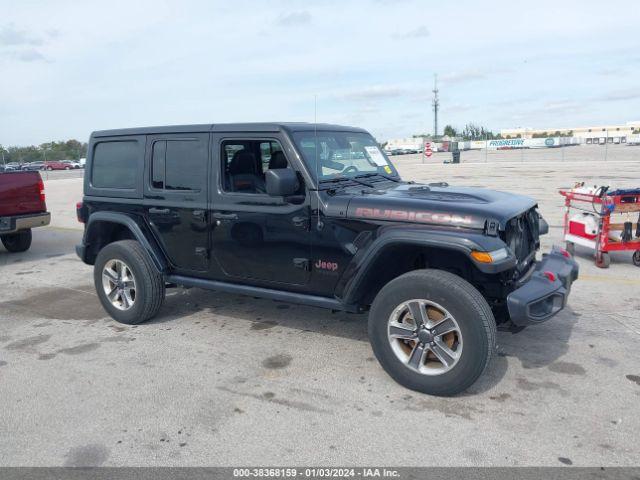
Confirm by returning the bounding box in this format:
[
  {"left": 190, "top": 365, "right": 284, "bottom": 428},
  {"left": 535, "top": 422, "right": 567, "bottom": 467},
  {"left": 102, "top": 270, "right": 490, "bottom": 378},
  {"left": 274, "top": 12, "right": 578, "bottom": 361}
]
[
  {"left": 507, "top": 245, "right": 579, "bottom": 326},
  {"left": 0, "top": 212, "right": 51, "bottom": 235}
]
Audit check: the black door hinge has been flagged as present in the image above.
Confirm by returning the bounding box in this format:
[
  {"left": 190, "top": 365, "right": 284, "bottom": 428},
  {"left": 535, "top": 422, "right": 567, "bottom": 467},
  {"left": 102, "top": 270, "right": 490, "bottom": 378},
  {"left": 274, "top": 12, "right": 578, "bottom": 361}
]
[
  {"left": 485, "top": 219, "right": 499, "bottom": 237},
  {"left": 293, "top": 258, "right": 310, "bottom": 271},
  {"left": 192, "top": 209, "right": 206, "bottom": 221},
  {"left": 292, "top": 216, "right": 310, "bottom": 230}
]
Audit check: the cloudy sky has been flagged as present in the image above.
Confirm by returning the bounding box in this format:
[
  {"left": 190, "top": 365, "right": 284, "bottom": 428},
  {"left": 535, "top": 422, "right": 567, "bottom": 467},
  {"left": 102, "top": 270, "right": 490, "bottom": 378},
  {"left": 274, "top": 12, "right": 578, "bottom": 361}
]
[{"left": 1, "top": 0, "right": 639, "bottom": 145}]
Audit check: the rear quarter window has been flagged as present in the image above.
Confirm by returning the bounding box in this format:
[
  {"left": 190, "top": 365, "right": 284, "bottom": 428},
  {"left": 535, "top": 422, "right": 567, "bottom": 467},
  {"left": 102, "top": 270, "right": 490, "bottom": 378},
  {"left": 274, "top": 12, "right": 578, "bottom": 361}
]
[{"left": 91, "top": 141, "right": 138, "bottom": 189}]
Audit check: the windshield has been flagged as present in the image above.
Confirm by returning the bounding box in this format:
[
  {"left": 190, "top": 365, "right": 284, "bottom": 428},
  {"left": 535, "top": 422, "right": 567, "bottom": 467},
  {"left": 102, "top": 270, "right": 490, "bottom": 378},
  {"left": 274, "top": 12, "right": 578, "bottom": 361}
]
[{"left": 291, "top": 131, "right": 399, "bottom": 182}]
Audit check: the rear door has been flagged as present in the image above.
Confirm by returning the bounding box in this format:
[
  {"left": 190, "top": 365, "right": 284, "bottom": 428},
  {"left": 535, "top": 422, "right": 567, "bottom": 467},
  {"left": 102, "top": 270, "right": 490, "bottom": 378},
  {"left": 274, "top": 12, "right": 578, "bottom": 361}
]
[{"left": 143, "top": 133, "right": 209, "bottom": 273}]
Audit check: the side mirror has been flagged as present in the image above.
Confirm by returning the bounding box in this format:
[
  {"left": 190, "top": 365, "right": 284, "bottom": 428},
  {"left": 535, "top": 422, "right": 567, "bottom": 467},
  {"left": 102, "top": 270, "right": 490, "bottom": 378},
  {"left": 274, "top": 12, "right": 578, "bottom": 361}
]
[
  {"left": 538, "top": 215, "right": 549, "bottom": 236},
  {"left": 265, "top": 169, "right": 299, "bottom": 197}
]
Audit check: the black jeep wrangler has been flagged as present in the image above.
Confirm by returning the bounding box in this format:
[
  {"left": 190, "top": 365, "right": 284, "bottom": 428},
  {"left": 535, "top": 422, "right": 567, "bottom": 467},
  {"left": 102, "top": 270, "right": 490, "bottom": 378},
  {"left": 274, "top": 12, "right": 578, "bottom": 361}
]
[{"left": 76, "top": 123, "right": 578, "bottom": 396}]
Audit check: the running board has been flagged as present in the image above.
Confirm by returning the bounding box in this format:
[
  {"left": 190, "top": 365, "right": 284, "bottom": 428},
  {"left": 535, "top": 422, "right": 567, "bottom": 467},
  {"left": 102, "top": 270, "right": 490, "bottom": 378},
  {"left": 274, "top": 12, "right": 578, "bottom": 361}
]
[{"left": 165, "top": 275, "right": 360, "bottom": 313}]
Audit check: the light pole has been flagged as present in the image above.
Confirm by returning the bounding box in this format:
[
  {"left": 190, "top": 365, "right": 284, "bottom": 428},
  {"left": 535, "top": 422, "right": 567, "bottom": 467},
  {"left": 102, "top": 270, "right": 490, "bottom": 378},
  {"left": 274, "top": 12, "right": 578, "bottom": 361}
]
[{"left": 41, "top": 145, "right": 49, "bottom": 179}]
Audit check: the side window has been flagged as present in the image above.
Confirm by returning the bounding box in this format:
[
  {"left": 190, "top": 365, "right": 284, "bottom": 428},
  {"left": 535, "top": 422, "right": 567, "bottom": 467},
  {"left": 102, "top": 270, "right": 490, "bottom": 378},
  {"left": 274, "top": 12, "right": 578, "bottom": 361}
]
[
  {"left": 259, "top": 141, "right": 285, "bottom": 172},
  {"left": 92, "top": 141, "right": 138, "bottom": 189},
  {"left": 151, "top": 141, "right": 166, "bottom": 189},
  {"left": 151, "top": 139, "right": 206, "bottom": 191},
  {"left": 221, "top": 139, "right": 289, "bottom": 194}
]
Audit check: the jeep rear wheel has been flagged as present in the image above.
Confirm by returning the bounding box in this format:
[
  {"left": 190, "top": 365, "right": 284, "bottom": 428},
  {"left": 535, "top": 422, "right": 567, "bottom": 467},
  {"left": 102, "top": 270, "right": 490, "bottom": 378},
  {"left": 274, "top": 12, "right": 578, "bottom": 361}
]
[
  {"left": 1, "top": 229, "right": 32, "bottom": 252},
  {"left": 94, "top": 240, "right": 165, "bottom": 324},
  {"left": 368, "top": 269, "right": 496, "bottom": 396}
]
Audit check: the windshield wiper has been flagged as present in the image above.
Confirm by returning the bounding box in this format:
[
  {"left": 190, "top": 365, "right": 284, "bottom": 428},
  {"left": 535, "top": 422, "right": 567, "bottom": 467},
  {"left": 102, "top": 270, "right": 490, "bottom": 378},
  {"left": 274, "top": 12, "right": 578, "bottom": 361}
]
[
  {"left": 319, "top": 176, "right": 374, "bottom": 188},
  {"left": 354, "top": 172, "right": 400, "bottom": 183}
]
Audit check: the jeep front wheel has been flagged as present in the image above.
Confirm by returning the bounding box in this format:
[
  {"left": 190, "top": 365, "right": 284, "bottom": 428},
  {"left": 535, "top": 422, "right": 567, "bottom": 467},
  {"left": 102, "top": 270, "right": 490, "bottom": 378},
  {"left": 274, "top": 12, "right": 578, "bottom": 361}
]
[
  {"left": 368, "top": 269, "right": 496, "bottom": 396},
  {"left": 94, "top": 240, "right": 165, "bottom": 324}
]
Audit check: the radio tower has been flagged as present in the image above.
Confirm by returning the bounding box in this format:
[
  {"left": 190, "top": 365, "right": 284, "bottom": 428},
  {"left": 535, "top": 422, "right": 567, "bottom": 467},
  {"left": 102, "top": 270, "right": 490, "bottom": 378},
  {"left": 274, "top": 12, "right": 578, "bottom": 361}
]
[{"left": 432, "top": 74, "right": 439, "bottom": 138}]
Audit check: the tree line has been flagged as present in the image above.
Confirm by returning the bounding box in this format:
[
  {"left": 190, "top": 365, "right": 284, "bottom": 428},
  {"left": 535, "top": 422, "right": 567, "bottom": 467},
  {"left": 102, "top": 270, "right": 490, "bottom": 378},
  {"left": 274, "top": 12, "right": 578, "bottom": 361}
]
[
  {"left": 412, "top": 124, "right": 501, "bottom": 141},
  {"left": 442, "top": 125, "right": 576, "bottom": 140},
  {"left": 0, "top": 140, "right": 88, "bottom": 164},
  {"left": 442, "top": 123, "right": 500, "bottom": 140}
]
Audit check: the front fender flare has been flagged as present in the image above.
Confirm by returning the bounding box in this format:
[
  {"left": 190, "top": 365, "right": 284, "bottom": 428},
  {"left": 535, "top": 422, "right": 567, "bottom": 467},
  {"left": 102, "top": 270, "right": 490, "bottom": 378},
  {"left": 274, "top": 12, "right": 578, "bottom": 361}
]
[{"left": 338, "top": 226, "right": 514, "bottom": 305}]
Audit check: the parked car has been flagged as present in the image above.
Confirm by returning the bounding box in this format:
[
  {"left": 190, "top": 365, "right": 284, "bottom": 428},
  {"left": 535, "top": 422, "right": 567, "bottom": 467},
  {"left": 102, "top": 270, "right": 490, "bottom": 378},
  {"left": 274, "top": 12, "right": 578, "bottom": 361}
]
[
  {"left": 1, "top": 164, "right": 17, "bottom": 172},
  {"left": 76, "top": 122, "right": 578, "bottom": 396},
  {"left": 0, "top": 170, "right": 51, "bottom": 252},
  {"left": 4, "top": 162, "right": 22, "bottom": 171},
  {"left": 43, "top": 161, "right": 73, "bottom": 170},
  {"left": 61, "top": 160, "right": 82, "bottom": 169},
  {"left": 21, "top": 162, "right": 45, "bottom": 171},
  {"left": 385, "top": 149, "right": 403, "bottom": 156}
]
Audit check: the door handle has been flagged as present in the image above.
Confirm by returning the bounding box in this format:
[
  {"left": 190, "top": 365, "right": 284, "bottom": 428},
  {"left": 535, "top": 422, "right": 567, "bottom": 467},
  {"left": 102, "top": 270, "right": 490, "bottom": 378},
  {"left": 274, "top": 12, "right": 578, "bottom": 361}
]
[
  {"left": 213, "top": 212, "right": 238, "bottom": 220},
  {"left": 192, "top": 209, "right": 206, "bottom": 221},
  {"left": 292, "top": 216, "right": 309, "bottom": 229},
  {"left": 149, "top": 208, "right": 170, "bottom": 215}
]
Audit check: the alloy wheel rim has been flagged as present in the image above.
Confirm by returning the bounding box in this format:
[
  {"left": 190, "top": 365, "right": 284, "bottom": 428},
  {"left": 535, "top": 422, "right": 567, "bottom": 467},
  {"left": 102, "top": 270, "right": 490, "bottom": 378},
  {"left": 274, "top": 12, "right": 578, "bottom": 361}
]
[
  {"left": 387, "top": 299, "right": 463, "bottom": 376},
  {"left": 102, "top": 259, "right": 136, "bottom": 311}
]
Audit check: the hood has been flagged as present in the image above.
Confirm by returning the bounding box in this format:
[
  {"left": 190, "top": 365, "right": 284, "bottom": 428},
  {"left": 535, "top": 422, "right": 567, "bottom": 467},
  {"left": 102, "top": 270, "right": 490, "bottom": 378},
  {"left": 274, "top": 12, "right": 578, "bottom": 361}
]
[{"left": 339, "top": 183, "right": 537, "bottom": 231}]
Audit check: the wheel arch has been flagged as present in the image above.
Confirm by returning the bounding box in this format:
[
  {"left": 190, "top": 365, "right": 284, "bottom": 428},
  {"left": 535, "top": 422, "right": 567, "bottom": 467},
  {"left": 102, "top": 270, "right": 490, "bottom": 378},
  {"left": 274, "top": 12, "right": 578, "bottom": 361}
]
[
  {"left": 339, "top": 228, "right": 507, "bottom": 308},
  {"left": 81, "top": 212, "right": 167, "bottom": 272}
]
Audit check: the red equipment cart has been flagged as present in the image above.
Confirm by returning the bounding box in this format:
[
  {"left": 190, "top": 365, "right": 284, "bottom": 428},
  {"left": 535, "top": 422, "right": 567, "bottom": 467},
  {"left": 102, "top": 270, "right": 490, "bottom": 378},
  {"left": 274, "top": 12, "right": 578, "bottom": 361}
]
[{"left": 560, "top": 186, "right": 640, "bottom": 268}]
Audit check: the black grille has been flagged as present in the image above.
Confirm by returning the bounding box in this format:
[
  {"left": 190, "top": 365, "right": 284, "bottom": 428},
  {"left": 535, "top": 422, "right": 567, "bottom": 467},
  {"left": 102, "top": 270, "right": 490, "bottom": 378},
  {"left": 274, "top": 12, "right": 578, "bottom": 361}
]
[{"left": 503, "top": 208, "right": 540, "bottom": 267}]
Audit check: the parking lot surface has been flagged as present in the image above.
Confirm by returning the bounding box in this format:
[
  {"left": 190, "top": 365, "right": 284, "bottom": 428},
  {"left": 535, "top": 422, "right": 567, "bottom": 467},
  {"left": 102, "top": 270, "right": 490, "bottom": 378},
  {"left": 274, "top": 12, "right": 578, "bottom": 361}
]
[{"left": 1, "top": 151, "right": 640, "bottom": 466}]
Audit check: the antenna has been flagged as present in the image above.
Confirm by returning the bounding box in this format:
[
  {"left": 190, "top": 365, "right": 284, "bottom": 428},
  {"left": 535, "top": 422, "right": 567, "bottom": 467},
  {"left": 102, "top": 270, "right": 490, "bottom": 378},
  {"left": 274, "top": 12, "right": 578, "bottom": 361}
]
[
  {"left": 314, "top": 95, "right": 323, "bottom": 231},
  {"left": 432, "top": 73, "right": 439, "bottom": 139}
]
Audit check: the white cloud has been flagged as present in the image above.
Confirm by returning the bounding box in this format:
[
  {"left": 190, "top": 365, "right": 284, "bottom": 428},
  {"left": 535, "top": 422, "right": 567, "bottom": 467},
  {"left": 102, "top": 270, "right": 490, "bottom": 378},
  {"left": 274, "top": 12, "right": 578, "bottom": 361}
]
[
  {"left": 393, "top": 26, "right": 429, "bottom": 39},
  {"left": 14, "top": 49, "right": 47, "bottom": 62},
  {"left": 338, "top": 85, "right": 407, "bottom": 102},
  {"left": 596, "top": 89, "right": 640, "bottom": 102},
  {"left": 440, "top": 69, "right": 488, "bottom": 85},
  {"left": 275, "top": 11, "right": 312, "bottom": 27},
  {"left": 0, "top": 24, "right": 43, "bottom": 47}
]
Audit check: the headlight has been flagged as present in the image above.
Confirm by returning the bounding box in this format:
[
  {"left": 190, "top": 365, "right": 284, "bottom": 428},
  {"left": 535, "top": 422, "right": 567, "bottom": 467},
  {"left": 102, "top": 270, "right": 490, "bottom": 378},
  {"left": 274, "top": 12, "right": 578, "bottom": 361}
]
[{"left": 470, "top": 247, "right": 510, "bottom": 264}]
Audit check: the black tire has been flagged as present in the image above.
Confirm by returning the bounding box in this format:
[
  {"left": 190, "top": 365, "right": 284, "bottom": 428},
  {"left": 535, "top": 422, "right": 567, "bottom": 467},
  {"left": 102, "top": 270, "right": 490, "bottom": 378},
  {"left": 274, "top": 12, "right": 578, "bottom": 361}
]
[
  {"left": 1, "top": 229, "right": 32, "bottom": 252},
  {"left": 368, "top": 269, "right": 496, "bottom": 396},
  {"left": 565, "top": 241, "right": 575, "bottom": 257},
  {"left": 94, "top": 240, "right": 165, "bottom": 324},
  {"left": 632, "top": 250, "right": 640, "bottom": 267}
]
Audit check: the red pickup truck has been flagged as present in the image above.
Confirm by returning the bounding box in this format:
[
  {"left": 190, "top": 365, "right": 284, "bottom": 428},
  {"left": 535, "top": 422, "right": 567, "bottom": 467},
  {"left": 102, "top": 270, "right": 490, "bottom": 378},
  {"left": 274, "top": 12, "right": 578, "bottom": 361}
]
[{"left": 0, "top": 171, "right": 51, "bottom": 252}]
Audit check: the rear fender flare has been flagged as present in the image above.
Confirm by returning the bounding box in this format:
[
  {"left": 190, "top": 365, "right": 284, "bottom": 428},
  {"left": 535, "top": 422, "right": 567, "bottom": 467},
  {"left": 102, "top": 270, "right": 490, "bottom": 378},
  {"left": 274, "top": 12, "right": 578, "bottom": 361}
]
[{"left": 83, "top": 211, "right": 167, "bottom": 273}]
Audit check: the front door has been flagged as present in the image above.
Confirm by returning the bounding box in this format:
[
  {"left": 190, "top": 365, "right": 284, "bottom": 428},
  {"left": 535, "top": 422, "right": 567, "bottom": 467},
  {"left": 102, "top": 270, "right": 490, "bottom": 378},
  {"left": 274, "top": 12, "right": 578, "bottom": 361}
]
[
  {"left": 144, "top": 133, "right": 209, "bottom": 272},
  {"left": 210, "top": 134, "right": 311, "bottom": 286}
]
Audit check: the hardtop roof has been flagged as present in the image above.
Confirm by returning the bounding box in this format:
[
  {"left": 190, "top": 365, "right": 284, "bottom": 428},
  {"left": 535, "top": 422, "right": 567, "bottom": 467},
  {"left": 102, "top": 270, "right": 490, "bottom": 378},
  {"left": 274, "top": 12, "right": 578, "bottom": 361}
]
[{"left": 91, "top": 122, "right": 369, "bottom": 138}]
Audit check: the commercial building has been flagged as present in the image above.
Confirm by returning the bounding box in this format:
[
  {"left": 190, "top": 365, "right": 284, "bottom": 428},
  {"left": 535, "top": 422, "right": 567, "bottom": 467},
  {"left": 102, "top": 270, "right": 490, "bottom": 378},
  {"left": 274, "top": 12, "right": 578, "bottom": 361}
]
[{"left": 500, "top": 121, "right": 640, "bottom": 144}]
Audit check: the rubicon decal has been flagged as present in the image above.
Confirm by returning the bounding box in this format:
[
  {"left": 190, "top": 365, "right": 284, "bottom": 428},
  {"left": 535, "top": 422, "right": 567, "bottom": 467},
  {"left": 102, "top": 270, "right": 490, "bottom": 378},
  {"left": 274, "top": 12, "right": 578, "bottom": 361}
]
[
  {"left": 354, "top": 207, "right": 475, "bottom": 226},
  {"left": 315, "top": 259, "right": 339, "bottom": 272}
]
